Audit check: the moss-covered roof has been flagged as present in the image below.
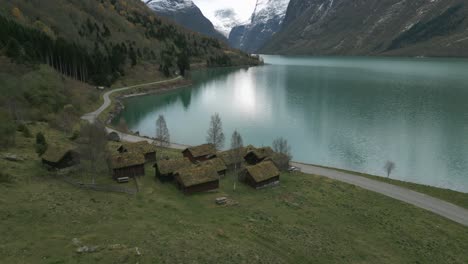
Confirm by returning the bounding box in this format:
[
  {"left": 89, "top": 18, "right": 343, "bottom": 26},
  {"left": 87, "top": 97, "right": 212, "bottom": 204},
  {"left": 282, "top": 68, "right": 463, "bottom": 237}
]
[
  {"left": 118, "top": 141, "right": 157, "bottom": 155},
  {"left": 156, "top": 158, "right": 192, "bottom": 175},
  {"left": 175, "top": 164, "right": 219, "bottom": 187},
  {"left": 245, "top": 161, "right": 280, "bottom": 183},
  {"left": 42, "top": 146, "right": 75, "bottom": 163},
  {"left": 201, "top": 157, "right": 227, "bottom": 173},
  {"left": 245, "top": 147, "right": 274, "bottom": 160},
  {"left": 219, "top": 145, "right": 256, "bottom": 165},
  {"left": 183, "top": 144, "right": 217, "bottom": 158},
  {"left": 111, "top": 152, "right": 145, "bottom": 169}
]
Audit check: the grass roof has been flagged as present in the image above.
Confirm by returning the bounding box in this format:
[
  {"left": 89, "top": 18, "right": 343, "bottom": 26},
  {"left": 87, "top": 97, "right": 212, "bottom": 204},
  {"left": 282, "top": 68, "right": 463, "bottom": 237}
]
[
  {"left": 219, "top": 145, "right": 256, "bottom": 165},
  {"left": 175, "top": 164, "right": 219, "bottom": 187},
  {"left": 201, "top": 158, "right": 227, "bottom": 173},
  {"left": 111, "top": 152, "right": 145, "bottom": 169},
  {"left": 118, "top": 141, "right": 157, "bottom": 155},
  {"left": 265, "top": 153, "right": 290, "bottom": 169},
  {"left": 156, "top": 158, "right": 192, "bottom": 175},
  {"left": 184, "top": 144, "right": 217, "bottom": 158},
  {"left": 42, "top": 146, "right": 75, "bottom": 163},
  {"left": 245, "top": 161, "right": 280, "bottom": 183},
  {"left": 245, "top": 147, "right": 275, "bottom": 160}
]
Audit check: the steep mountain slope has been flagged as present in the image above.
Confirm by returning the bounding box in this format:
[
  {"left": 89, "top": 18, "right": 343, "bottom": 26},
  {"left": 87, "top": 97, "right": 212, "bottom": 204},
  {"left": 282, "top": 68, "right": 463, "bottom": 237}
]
[
  {"left": 228, "top": 0, "right": 290, "bottom": 53},
  {"left": 262, "top": 0, "right": 468, "bottom": 57},
  {"left": 144, "top": 0, "right": 227, "bottom": 41}
]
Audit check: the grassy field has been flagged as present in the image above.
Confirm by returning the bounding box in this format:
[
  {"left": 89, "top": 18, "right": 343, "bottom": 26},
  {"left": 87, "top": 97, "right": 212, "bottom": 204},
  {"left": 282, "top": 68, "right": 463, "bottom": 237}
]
[
  {"left": 311, "top": 165, "right": 468, "bottom": 209},
  {"left": 1, "top": 124, "right": 468, "bottom": 264}
]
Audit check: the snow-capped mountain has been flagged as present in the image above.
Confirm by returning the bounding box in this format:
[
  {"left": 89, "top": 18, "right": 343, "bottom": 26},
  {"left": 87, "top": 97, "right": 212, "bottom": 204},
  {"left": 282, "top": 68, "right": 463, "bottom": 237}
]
[
  {"left": 228, "top": 0, "right": 290, "bottom": 53},
  {"left": 143, "top": 0, "right": 227, "bottom": 41},
  {"left": 262, "top": 0, "right": 468, "bottom": 57},
  {"left": 211, "top": 9, "right": 242, "bottom": 38}
]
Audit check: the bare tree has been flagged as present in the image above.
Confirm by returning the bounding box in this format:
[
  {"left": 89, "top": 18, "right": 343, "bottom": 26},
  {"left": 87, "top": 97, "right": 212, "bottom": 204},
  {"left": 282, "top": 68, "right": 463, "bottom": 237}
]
[
  {"left": 230, "top": 130, "right": 244, "bottom": 191},
  {"left": 272, "top": 137, "right": 292, "bottom": 161},
  {"left": 206, "top": 113, "right": 225, "bottom": 150},
  {"left": 77, "top": 122, "right": 110, "bottom": 184},
  {"left": 384, "top": 161, "right": 396, "bottom": 178},
  {"left": 155, "top": 115, "right": 170, "bottom": 147}
]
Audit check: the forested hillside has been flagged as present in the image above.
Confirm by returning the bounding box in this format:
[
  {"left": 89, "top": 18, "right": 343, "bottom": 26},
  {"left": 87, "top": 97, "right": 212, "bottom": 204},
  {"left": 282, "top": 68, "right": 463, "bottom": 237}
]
[{"left": 0, "top": 0, "right": 260, "bottom": 148}]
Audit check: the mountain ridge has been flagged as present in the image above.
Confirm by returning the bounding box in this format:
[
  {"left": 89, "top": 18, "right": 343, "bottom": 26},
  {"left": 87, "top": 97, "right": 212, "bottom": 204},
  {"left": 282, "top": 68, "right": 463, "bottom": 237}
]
[{"left": 261, "top": 0, "right": 468, "bottom": 57}]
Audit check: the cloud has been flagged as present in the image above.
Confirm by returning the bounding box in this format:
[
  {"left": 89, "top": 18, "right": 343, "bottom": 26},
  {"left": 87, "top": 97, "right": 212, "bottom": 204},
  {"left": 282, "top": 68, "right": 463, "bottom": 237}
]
[{"left": 193, "top": 0, "right": 257, "bottom": 22}]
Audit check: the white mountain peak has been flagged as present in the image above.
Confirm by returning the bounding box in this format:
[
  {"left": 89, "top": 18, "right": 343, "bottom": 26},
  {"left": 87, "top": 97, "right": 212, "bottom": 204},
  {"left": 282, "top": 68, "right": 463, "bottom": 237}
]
[
  {"left": 251, "top": 0, "right": 290, "bottom": 24},
  {"left": 144, "top": 0, "right": 195, "bottom": 12}
]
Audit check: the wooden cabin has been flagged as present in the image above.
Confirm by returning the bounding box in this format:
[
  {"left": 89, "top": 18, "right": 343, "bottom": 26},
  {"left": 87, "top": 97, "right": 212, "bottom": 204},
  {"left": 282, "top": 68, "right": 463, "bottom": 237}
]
[
  {"left": 201, "top": 157, "right": 227, "bottom": 176},
  {"left": 154, "top": 158, "right": 192, "bottom": 182},
  {"left": 218, "top": 145, "right": 256, "bottom": 170},
  {"left": 42, "top": 147, "right": 80, "bottom": 169},
  {"left": 174, "top": 164, "right": 219, "bottom": 194},
  {"left": 182, "top": 144, "right": 217, "bottom": 163},
  {"left": 244, "top": 147, "right": 274, "bottom": 165},
  {"left": 111, "top": 152, "right": 145, "bottom": 180},
  {"left": 243, "top": 161, "right": 280, "bottom": 189},
  {"left": 117, "top": 141, "right": 157, "bottom": 162}
]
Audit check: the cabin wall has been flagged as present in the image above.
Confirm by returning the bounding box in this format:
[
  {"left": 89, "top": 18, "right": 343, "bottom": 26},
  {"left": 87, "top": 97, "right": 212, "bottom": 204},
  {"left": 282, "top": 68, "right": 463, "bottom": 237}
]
[
  {"left": 181, "top": 180, "right": 219, "bottom": 194},
  {"left": 245, "top": 174, "right": 280, "bottom": 189},
  {"left": 113, "top": 164, "right": 145, "bottom": 179},
  {"left": 182, "top": 151, "right": 212, "bottom": 163}
]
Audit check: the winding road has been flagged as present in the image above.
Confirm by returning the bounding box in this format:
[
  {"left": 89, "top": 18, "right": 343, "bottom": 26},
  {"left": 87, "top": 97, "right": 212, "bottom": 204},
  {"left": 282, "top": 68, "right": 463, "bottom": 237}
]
[{"left": 82, "top": 78, "right": 468, "bottom": 227}]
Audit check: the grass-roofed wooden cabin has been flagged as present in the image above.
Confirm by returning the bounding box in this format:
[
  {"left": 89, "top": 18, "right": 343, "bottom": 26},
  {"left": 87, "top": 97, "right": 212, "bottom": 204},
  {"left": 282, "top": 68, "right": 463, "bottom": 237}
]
[
  {"left": 154, "top": 158, "right": 192, "bottom": 182},
  {"left": 174, "top": 164, "right": 219, "bottom": 194},
  {"left": 243, "top": 161, "right": 280, "bottom": 189},
  {"left": 244, "top": 147, "right": 275, "bottom": 165},
  {"left": 111, "top": 152, "right": 145, "bottom": 179},
  {"left": 117, "top": 141, "right": 157, "bottom": 162},
  {"left": 218, "top": 145, "right": 256, "bottom": 170},
  {"left": 201, "top": 157, "right": 227, "bottom": 176},
  {"left": 41, "top": 146, "right": 79, "bottom": 169},
  {"left": 182, "top": 144, "right": 217, "bottom": 163}
]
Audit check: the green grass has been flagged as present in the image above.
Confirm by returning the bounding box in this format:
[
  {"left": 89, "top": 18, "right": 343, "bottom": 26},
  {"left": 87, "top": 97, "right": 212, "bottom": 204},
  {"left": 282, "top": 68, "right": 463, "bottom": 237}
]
[
  {"left": 1, "top": 124, "right": 468, "bottom": 264},
  {"left": 312, "top": 165, "right": 468, "bottom": 209}
]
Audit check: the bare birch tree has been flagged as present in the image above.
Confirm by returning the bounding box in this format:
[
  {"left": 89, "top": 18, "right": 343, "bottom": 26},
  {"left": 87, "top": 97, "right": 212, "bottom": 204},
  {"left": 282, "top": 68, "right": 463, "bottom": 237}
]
[
  {"left": 155, "top": 115, "right": 170, "bottom": 147},
  {"left": 230, "top": 130, "right": 243, "bottom": 191},
  {"left": 384, "top": 161, "right": 396, "bottom": 178},
  {"left": 273, "top": 137, "right": 292, "bottom": 161},
  {"left": 206, "top": 113, "right": 225, "bottom": 150},
  {"left": 78, "top": 122, "right": 110, "bottom": 184}
]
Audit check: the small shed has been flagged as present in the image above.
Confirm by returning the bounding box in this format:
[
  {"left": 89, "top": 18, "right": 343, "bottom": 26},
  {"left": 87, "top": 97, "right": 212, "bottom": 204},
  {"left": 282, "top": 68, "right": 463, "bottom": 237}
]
[
  {"left": 201, "top": 157, "right": 227, "bottom": 176},
  {"left": 117, "top": 141, "right": 157, "bottom": 162},
  {"left": 244, "top": 147, "right": 274, "bottom": 165},
  {"left": 154, "top": 158, "right": 192, "bottom": 182},
  {"left": 42, "top": 147, "right": 80, "bottom": 169},
  {"left": 111, "top": 152, "right": 145, "bottom": 179},
  {"left": 182, "top": 144, "right": 217, "bottom": 163},
  {"left": 174, "top": 164, "right": 219, "bottom": 194},
  {"left": 243, "top": 161, "right": 280, "bottom": 189}
]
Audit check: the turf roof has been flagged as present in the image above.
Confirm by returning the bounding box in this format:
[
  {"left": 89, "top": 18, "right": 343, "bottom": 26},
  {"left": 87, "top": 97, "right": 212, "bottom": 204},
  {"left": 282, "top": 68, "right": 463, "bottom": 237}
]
[
  {"left": 201, "top": 157, "right": 227, "bottom": 173},
  {"left": 245, "top": 161, "right": 280, "bottom": 183},
  {"left": 41, "top": 146, "right": 75, "bottom": 163},
  {"left": 156, "top": 158, "right": 192, "bottom": 175},
  {"left": 183, "top": 144, "right": 217, "bottom": 158},
  {"left": 111, "top": 152, "right": 145, "bottom": 169},
  {"left": 118, "top": 141, "right": 157, "bottom": 154},
  {"left": 175, "top": 164, "right": 219, "bottom": 187}
]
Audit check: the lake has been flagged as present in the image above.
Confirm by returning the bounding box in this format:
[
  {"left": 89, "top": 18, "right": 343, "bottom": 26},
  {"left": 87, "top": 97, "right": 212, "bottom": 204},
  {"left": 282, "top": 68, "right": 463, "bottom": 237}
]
[{"left": 115, "top": 55, "right": 468, "bottom": 192}]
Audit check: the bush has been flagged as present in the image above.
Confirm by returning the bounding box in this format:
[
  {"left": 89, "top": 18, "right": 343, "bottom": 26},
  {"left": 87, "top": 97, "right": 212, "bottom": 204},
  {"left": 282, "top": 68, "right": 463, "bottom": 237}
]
[
  {"left": 35, "top": 132, "right": 48, "bottom": 156},
  {"left": 69, "top": 130, "right": 80, "bottom": 141}
]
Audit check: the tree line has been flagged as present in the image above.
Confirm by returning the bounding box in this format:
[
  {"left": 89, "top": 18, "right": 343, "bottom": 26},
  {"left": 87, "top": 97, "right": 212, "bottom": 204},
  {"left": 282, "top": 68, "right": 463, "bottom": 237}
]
[{"left": 0, "top": 15, "right": 132, "bottom": 86}]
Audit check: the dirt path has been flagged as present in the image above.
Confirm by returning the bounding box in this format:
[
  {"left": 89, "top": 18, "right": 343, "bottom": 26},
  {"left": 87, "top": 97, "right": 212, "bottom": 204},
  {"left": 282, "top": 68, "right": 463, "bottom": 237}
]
[{"left": 292, "top": 162, "right": 468, "bottom": 227}]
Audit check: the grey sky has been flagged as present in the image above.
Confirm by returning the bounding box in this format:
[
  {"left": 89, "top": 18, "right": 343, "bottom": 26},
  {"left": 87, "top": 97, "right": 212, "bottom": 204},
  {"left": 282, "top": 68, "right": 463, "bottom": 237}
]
[{"left": 192, "top": 0, "right": 257, "bottom": 22}]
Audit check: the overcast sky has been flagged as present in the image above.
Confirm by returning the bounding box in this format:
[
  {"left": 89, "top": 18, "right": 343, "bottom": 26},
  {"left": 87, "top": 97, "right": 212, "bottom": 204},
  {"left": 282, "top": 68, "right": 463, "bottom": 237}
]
[{"left": 192, "top": 0, "right": 257, "bottom": 22}]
